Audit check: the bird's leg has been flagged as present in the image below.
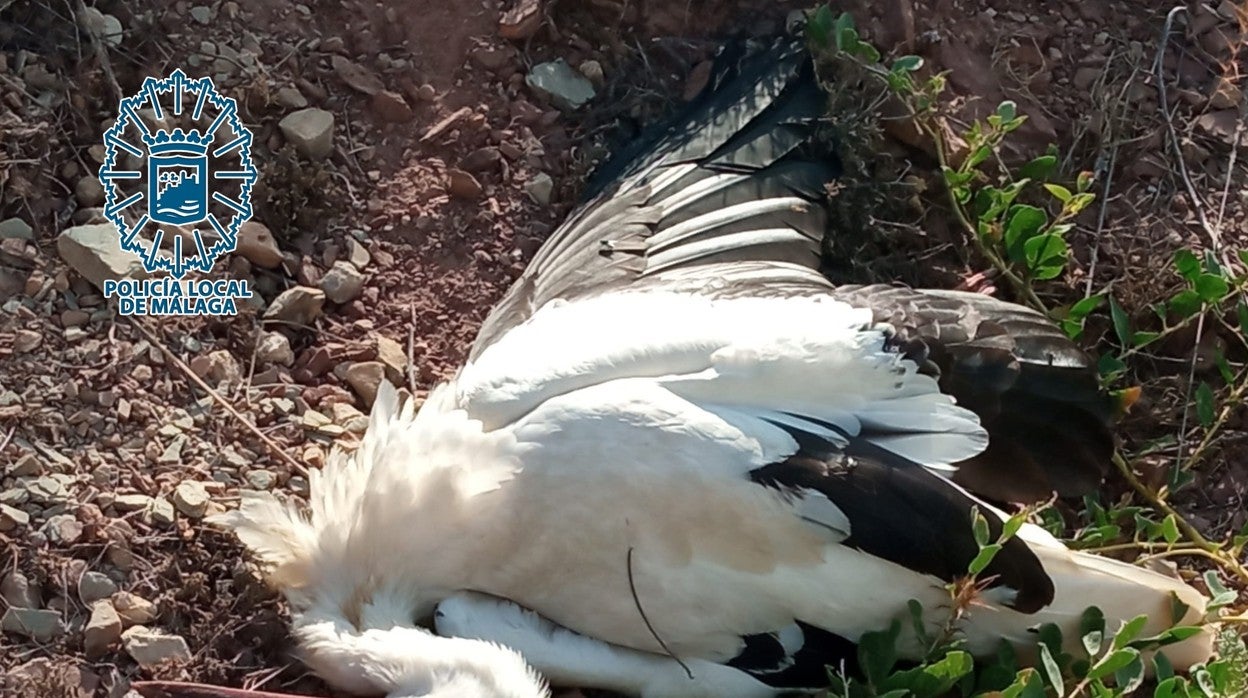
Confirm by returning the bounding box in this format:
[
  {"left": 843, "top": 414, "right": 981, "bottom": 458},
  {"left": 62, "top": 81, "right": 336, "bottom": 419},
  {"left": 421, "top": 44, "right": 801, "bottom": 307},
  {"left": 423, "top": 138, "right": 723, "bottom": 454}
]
[{"left": 953, "top": 268, "right": 999, "bottom": 296}]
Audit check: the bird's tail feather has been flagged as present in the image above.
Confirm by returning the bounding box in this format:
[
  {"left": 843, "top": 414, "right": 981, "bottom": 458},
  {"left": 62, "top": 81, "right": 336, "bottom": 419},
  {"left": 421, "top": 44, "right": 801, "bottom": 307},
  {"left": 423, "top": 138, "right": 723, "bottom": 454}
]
[{"left": 973, "top": 527, "right": 1215, "bottom": 672}]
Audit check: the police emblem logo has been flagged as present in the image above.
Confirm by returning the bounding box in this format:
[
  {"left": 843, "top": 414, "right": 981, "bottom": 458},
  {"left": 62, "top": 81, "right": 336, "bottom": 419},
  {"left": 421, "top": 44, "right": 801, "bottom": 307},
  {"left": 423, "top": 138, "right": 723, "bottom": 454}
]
[{"left": 98, "top": 69, "right": 258, "bottom": 315}]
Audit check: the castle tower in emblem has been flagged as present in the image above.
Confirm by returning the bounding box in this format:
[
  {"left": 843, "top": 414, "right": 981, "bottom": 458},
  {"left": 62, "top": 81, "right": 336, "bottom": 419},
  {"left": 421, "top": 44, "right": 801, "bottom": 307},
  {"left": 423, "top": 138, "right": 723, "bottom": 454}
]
[{"left": 145, "top": 128, "right": 213, "bottom": 226}]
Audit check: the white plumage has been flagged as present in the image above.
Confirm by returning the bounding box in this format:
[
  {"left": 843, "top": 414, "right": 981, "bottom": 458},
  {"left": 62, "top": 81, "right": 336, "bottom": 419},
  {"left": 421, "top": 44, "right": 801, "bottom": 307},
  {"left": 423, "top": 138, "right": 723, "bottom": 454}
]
[{"left": 205, "top": 36, "right": 1215, "bottom": 698}]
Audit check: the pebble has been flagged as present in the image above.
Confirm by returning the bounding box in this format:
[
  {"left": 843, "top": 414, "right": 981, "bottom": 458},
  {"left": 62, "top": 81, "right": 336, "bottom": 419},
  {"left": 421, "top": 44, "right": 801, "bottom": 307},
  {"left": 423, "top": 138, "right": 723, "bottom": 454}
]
[
  {"left": 112, "top": 591, "right": 157, "bottom": 626},
  {"left": 275, "top": 86, "right": 309, "bottom": 109},
  {"left": 0, "top": 504, "right": 28, "bottom": 531},
  {"left": 343, "top": 361, "right": 386, "bottom": 406},
  {"left": 376, "top": 334, "right": 407, "bottom": 383},
  {"left": 278, "top": 108, "right": 335, "bottom": 160},
  {"left": 149, "top": 497, "right": 176, "bottom": 526},
  {"left": 447, "top": 169, "right": 483, "bottom": 199},
  {"left": 84, "top": 601, "right": 122, "bottom": 658},
  {"left": 12, "top": 325, "right": 47, "bottom": 352},
  {"left": 173, "top": 481, "right": 211, "bottom": 518},
  {"left": 1, "top": 608, "right": 65, "bottom": 642},
  {"left": 460, "top": 146, "right": 502, "bottom": 173},
  {"left": 78, "top": 572, "right": 119, "bottom": 604},
  {"left": 57, "top": 223, "right": 149, "bottom": 290},
  {"left": 42, "top": 514, "right": 84, "bottom": 545},
  {"left": 346, "top": 238, "right": 371, "bottom": 269},
  {"left": 525, "top": 173, "right": 554, "bottom": 206},
  {"left": 578, "top": 59, "right": 605, "bottom": 87},
  {"left": 189, "top": 5, "right": 213, "bottom": 24},
  {"left": 74, "top": 177, "right": 105, "bottom": 207},
  {"left": 320, "top": 261, "right": 366, "bottom": 304},
  {"left": 236, "top": 221, "right": 283, "bottom": 268},
  {"left": 112, "top": 493, "right": 153, "bottom": 512},
  {"left": 263, "top": 286, "right": 326, "bottom": 325},
  {"left": 245, "top": 470, "right": 275, "bottom": 490},
  {"left": 526, "top": 59, "right": 596, "bottom": 109},
  {"left": 256, "top": 331, "right": 295, "bottom": 366},
  {"left": 77, "top": 6, "right": 123, "bottom": 47},
  {"left": 122, "top": 626, "right": 191, "bottom": 668},
  {"left": 372, "top": 90, "right": 414, "bottom": 122},
  {"left": 0, "top": 217, "right": 32, "bottom": 240},
  {"left": 1, "top": 571, "right": 40, "bottom": 609}
]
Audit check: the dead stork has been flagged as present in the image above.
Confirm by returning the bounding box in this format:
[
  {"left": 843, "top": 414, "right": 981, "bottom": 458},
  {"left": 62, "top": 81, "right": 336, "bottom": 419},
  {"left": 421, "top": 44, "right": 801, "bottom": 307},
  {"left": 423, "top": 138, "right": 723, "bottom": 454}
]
[{"left": 162, "top": 36, "right": 1214, "bottom": 698}]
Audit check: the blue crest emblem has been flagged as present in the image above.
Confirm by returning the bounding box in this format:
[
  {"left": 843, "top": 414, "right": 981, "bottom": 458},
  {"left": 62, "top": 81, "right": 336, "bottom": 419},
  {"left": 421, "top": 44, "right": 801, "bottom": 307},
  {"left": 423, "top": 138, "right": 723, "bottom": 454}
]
[{"left": 99, "top": 70, "right": 258, "bottom": 279}]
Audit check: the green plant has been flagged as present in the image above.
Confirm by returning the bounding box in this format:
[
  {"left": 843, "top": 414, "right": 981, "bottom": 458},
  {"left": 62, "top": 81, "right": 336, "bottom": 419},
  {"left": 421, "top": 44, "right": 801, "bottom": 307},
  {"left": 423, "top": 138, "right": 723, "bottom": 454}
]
[{"left": 805, "top": 7, "right": 1248, "bottom": 695}]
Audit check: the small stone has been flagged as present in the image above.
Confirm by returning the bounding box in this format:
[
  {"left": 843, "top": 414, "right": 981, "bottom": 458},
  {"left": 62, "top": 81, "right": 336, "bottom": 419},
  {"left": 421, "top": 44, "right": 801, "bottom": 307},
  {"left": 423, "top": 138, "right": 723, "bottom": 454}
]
[
  {"left": 122, "top": 626, "right": 191, "bottom": 668},
  {"left": 460, "top": 146, "right": 502, "bottom": 173},
  {"left": 245, "top": 470, "right": 275, "bottom": 490},
  {"left": 84, "top": 601, "right": 122, "bottom": 658},
  {"left": 189, "top": 5, "right": 213, "bottom": 23},
  {"left": 78, "top": 572, "right": 119, "bottom": 604},
  {"left": 372, "top": 90, "right": 413, "bottom": 122},
  {"left": 77, "top": 6, "right": 123, "bottom": 47},
  {"left": 173, "top": 481, "right": 211, "bottom": 518},
  {"left": 1073, "top": 66, "right": 1100, "bottom": 90},
  {"left": 111, "top": 592, "right": 157, "bottom": 627},
  {"left": 526, "top": 59, "right": 596, "bottom": 109},
  {"left": 13, "top": 329, "right": 40, "bottom": 353},
  {"left": 278, "top": 108, "right": 335, "bottom": 160},
  {"left": 1208, "top": 77, "right": 1243, "bottom": 110},
  {"left": 75, "top": 176, "right": 105, "bottom": 207},
  {"left": 275, "top": 86, "right": 308, "bottom": 109},
  {"left": 525, "top": 173, "right": 554, "bottom": 206},
  {"left": 447, "top": 169, "right": 483, "bottom": 199},
  {"left": 415, "top": 84, "right": 437, "bottom": 101},
  {"left": 1, "top": 571, "right": 40, "bottom": 609},
  {"left": 61, "top": 309, "right": 90, "bottom": 327},
  {"left": 149, "top": 498, "right": 176, "bottom": 526},
  {"left": 346, "top": 238, "right": 371, "bottom": 269},
  {"left": 0, "top": 504, "right": 29, "bottom": 531},
  {"left": 7, "top": 454, "right": 41, "bottom": 477},
  {"left": 198, "top": 349, "right": 242, "bottom": 386},
  {"left": 578, "top": 59, "right": 605, "bottom": 87},
  {"left": 236, "top": 221, "right": 283, "bottom": 268},
  {"left": 331, "top": 55, "right": 385, "bottom": 95},
  {"left": 256, "top": 331, "right": 294, "bottom": 366},
  {"left": 0, "top": 217, "right": 33, "bottom": 240},
  {"left": 376, "top": 334, "right": 406, "bottom": 383},
  {"left": 157, "top": 435, "right": 185, "bottom": 465},
  {"left": 320, "top": 261, "right": 366, "bottom": 304},
  {"left": 42, "top": 514, "right": 84, "bottom": 545},
  {"left": 57, "top": 223, "right": 149, "bottom": 290},
  {"left": 1, "top": 608, "right": 65, "bottom": 642},
  {"left": 263, "top": 286, "right": 326, "bottom": 325},
  {"left": 112, "top": 493, "right": 153, "bottom": 512},
  {"left": 343, "top": 361, "right": 386, "bottom": 406}
]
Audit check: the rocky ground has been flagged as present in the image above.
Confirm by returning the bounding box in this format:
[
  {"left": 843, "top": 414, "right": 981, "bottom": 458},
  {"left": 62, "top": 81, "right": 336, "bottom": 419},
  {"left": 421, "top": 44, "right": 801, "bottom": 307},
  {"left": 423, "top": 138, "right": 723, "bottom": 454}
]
[{"left": 0, "top": 0, "right": 1245, "bottom": 696}]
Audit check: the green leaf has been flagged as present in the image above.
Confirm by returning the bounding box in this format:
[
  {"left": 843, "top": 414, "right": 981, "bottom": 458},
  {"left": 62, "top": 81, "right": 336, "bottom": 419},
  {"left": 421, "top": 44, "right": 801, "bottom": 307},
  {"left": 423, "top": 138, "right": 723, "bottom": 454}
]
[
  {"left": 806, "top": 5, "right": 835, "bottom": 47},
  {"left": 1044, "top": 183, "right": 1073, "bottom": 204},
  {"left": 892, "top": 55, "right": 924, "bottom": 72},
  {"left": 972, "top": 508, "right": 990, "bottom": 547},
  {"left": 1131, "top": 331, "right": 1161, "bottom": 347},
  {"left": 1204, "top": 570, "right": 1239, "bottom": 610},
  {"left": 1089, "top": 647, "right": 1140, "bottom": 680},
  {"left": 996, "top": 100, "right": 1017, "bottom": 122},
  {"left": 857, "top": 620, "right": 901, "bottom": 687},
  {"left": 1023, "top": 233, "right": 1069, "bottom": 280},
  {"left": 1080, "top": 606, "right": 1105, "bottom": 656},
  {"left": 1037, "top": 642, "right": 1064, "bottom": 693},
  {"left": 831, "top": 11, "right": 855, "bottom": 50},
  {"left": 1001, "top": 668, "right": 1047, "bottom": 698},
  {"left": 1019, "top": 154, "right": 1057, "bottom": 182},
  {"left": 1161, "top": 513, "right": 1181, "bottom": 545},
  {"left": 1195, "top": 382, "right": 1215, "bottom": 428},
  {"left": 1154, "top": 651, "right": 1176, "bottom": 681},
  {"left": 1001, "top": 511, "right": 1026, "bottom": 540},
  {"left": 1067, "top": 192, "right": 1097, "bottom": 215},
  {"left": 1170, "top": 289, "right": 1204, "bottom": 319},
  {"left": 1004, "top": 204, "right": 1047, "bottom": 261},
  {"left": 1098, "top": 352, "right": 1126, "bottom": 380},
  {"left": 1109, "top": 296, "right": 1131, "bottom": 347},
  {"left": 1174, "top": 249, "right": 1201, "bottom": 281},
  {"left": 1194, "top": 273, "right": 1229, "bottom": 303},
  {"left": 968, "top": 544, "right": 1002, "bottom": 576},
  {"left": 966, "top": 143, "right": 993, "bottom": 169},
  {"left": 1114, "top": 652, "right": 1146, "bottom": 693},
  {"left": 1112, "top": 615, "right": 1149, "bottom": 650},
  {"left": 852, "top": 41, "right": 881, "bottom": 62},
  {"left": 1076, "top": 170, "right": 1095, "bottom": 193}
]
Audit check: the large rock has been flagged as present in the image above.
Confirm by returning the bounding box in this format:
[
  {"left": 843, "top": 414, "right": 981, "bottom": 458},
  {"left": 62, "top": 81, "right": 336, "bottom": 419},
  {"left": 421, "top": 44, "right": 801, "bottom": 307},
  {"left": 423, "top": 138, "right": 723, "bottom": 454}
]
[
  {"left": 319, "top": 261, "right": 365, "bottom": 304},
  {"left": 83, "top": 601, "right": 122, "bottom": 658},
  {"left": 279, "top": 108, "right": 335, "bottom": 160},
  {"left": 1, "top": 608, "right": 65, "bottom": 642},
  {"left": 57, "top": 223, "right": 148, "bottom": 291}
]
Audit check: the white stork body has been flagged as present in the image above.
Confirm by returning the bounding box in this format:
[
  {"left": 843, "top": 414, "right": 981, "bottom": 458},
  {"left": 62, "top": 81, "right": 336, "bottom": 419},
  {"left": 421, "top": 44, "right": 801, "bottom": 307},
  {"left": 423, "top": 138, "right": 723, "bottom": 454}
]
[{"left": 212, "top": 36, "right": 1214, "bottom": 698}]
